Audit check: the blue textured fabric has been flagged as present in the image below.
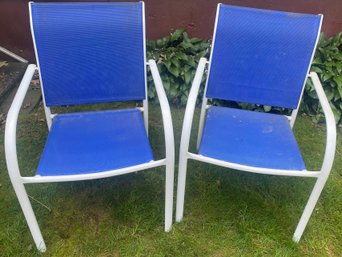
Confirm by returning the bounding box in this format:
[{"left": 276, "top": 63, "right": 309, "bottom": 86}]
[
  {"left": 31, "top": 2, "right": 146, "bottom": 106},
  {"left": 206, "top": 5, "right": 321, "bottom": 109},
  {"left": 37, "top": 109, "right": 154, "bottom": 176},
  {"left": 199, "top": 107, "right": 306, "bottom": 170}
]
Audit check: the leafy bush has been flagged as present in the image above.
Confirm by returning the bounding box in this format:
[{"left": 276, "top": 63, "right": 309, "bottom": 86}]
[
  {"left": 146, "top": 29, "right": 210, "bottom": 105},
  {"left": 303, "top": 32, "right": 342, "bottom": 124}
]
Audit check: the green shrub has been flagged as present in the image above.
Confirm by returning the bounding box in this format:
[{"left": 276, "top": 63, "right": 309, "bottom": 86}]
[
  {"left": 303, "top": 32, "right": 342, "bottom": 124},
  {"left": 146, "top": 29, "right": 210, "bottom": 106}
]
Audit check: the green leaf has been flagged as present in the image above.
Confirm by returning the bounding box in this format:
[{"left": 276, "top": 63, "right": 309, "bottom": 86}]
[
  {"left": 181, "top": 94, "right": 188, "bottom": 105},
  {"left": 311, "top": 66, "right": 323, "bottom": 73},
  {"left": 322, "top": 73, "right": 333, "bottom": 81},
  {"left": 324, "top": 88, "right": 335, "bottom": 101},
  {"left": 169, "top": 86, "right": 178, "bottom": 97},
  {"left": 263, "top": 106, "right": 272, "bottom": 112},
  {"left": 337, "top": 84, "right": 342, "bottom": 99},
  {"left": 179, "top": 41, "right": 193, "bottom": 50},
  {"left": 156, "top": 39, "right": 164, "bottom": 47},
  {"left": 190, "top": 37, "right": 202, "bottom": 44},
  {"left": 330, "top": 103, "right": 341, "bottom": 123},
  {"left": 170, "top": 29, "right": 184, "bottom": 42},
  {"left": 182, "top": 32, "right": 190, "bottom": 42},
  {"left": 168, "top": 65, "right": 180, "bottom": 77},
  {"left": 175, "top": 52, "right": 188, "bottom": 61},
  {"left": 170, "top": 57, "right": 180, "bottom": 68},
  {"left": 333, "top": 76, "right": 342, "bottom": 87},
  {"left": 163, "top": 60, "right": 171, "bottom": 69},
  {"left": 163, "top": 79, "right": 170, "bottom": 91},
  {"left": 148, "top": 87, "right": 155, "bottom": 98},
  {"left": 311, "top": 58, "right": 323, "bottom": 65},
  {"left": 184, "top": 72, "right": 192, "bottom": 85}
]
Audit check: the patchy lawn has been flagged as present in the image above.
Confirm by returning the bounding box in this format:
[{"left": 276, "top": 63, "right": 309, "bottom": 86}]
[{"left": 0, "top": 103, "right": 341, "bottom": 256}]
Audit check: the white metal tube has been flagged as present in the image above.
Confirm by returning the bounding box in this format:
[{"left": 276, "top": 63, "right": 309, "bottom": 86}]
[
  {"left": 196, "top": 4, "right": 221, "bottom": 149},
  {"left": 176, "top": 57, "right": 207, "bottom": 222},
  {"left": 290, "top": 108, "right": 299, "bottom": 128},
  {"left": 293, "top": 72, "right": 337, "bottom": 242},
  {"left": 0, "top": 46, "right": 28, "bottom": 63},
  {"left": 43, "top": 104, "right": 52, "bottom": 130},
  {"left": 196, "top": 96, "right": 208, "bottom": 150},
  {"left": 29, "top": 3, "right": 52, "bottom": 130},
  {"left": 5, "top": 65, "right": 36, "bottom": 179},
  {"left": 142, "top": 2, "right": 149, "bottom": 135},
  {"left": 291, "top": 15, "right": 323, "bottom": 128},
  {"left": 187, "top": 152, "right": 319, "bottom": 178},
  {"left": 309, "top": 72, "right": 336, "bottom": 176},
  {"left": 4, "top": 64, "right": 46, "bottom": 252},
  {"left": 143, "top": 99, "right": 148, "bottom": 134},
  {"left": 22, "top": 159, "right": 166, "bottom": 184},
  {"left": 148, "top": 59, "right": 175, "bottom": 232}
]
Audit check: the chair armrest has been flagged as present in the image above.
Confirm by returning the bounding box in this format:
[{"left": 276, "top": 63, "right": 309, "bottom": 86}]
[
  {"left": 309, "top": 72, "right": 337, "bottom": 176},
  {"left": 148, "top": 60, "right": 175, "bottom": 165},
  {"left": 179, "top": 57, "right": 208, "bottom": 156},
  {"left": 5, "top": 64, "right": 36, "bottom": 180}
]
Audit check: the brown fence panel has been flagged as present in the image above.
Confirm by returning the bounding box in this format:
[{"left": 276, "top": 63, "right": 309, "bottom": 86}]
[{"left": 1, "top": 0, "right": 341, "bottom": 62}]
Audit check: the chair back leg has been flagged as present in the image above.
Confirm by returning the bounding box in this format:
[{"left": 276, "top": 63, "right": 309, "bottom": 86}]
[{"left": 196, "top": 96, "right": 208, "bottom": 150}]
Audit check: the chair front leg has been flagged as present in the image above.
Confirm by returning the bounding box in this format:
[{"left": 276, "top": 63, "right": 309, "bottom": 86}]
[
  {"left": 176, "top": 155, "right": 189, "bottom": 222},
  {"left": 11, "top": 181, "right": 46, "bottom": 252},
  {"left": 4, "top": 64, "right": 46, "bottom": 251},
  {"left": 148, "top": 59, "right": 175, "bottom": 232},
  {"left": 164, "top": 160, "right": 174, "bottom": 231},
  {"left": 175, "top": 57, "right": 207, "bottom": 223},
  {"left": 293, "top": 175, "right": 329, "bottom": 242},
  {"left": 293, "top": 72, "right": 337, "bottom": 242}
]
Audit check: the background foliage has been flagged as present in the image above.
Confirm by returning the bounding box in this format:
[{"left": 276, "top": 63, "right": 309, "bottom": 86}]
[
  {"left": 147, "top": 30, "right": 342, "bottom": 124},
  {"left": 303, "top": 32, "right": 342, "bottom": 124},
  {"left": 146, "top": 29, "right": 210, "bottom": 106}
]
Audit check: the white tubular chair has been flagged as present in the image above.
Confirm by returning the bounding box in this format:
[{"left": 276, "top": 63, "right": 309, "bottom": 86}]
[
  {"left": 176, "top": 4, "right": 336, "bottom": 242},
  {"left": 5, "top": 2, "right": 174, "bottom": 252}
]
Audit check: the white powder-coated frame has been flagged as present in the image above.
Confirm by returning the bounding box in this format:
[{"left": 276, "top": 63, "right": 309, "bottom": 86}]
[
  {"left": 5, "top": 2, "right": 175, "bottom": 252},
  {"left": 176, "top": 56, "right": 336, "bottom": 243},
  {"left": 5, "top": 61, "right": 175, "bottom": 252},
  {"left": 176, "top": 5, "right": 335, "bottom": 242}
]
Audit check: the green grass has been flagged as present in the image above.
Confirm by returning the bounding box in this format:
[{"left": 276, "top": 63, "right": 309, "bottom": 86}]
[{"left": 0, "top": 103, "right": 341, "bottom": 256}]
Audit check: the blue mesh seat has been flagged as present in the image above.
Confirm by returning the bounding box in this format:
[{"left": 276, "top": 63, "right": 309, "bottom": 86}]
[
  {"left": 198, "top": 106, "right": 306, "bottom": 171},
  {"left": 37, "top": 109, "right": 154, "bottom": 176},
  {"left": 5, "top": 2, "right": 175, "bottom": 252},
  {"left": 176, "top": 4, "right": 336, "bottom": 243}
]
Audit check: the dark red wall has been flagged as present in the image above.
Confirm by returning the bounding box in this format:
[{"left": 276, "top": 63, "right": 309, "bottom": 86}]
[{"left": 1, "top": 0, "right": 341, "bottom": 62}]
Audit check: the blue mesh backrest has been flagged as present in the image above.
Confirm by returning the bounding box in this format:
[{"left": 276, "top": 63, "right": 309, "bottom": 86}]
[
  {"left": 206, "top": 5, "right": 322, "bottom": 109},
  {"left": 30, "top": 2, "right": 146, "bottom": 106}
]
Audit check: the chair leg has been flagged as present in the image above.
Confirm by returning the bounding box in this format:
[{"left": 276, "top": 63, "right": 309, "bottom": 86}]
[
  {"left": 176, "top": 156, "right": 188, "bottom": 222},
  {"left": 293, "top": 175, "right": 328, "bottom": 242},
  {"left": 12, "top": 181, "right": 46, "bottom": 252},
  {"left": 164, "top": 161, "right": 174, "bottom": 232}
]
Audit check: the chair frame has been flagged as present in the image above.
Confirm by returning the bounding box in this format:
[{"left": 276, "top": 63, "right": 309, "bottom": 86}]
[
  {"left": 5, "top": 2, "right": 174, "bottom": 252},
  {"left": 176, "top": 4, "right": 336, "bottom": 243}
]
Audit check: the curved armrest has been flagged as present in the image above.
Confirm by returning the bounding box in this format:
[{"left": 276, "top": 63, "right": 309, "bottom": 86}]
[
  {"left": 148, "top": 60, "right": 175, "bottom": 165},
  {"left": 309, "top": 72, "right": 337, "bottom": 176},
  {"left": 179, "top": 57, "right": 208, "bottom": 157},
  {"left": 5, "top": 64, "right": 36, "bottom": 180}
]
